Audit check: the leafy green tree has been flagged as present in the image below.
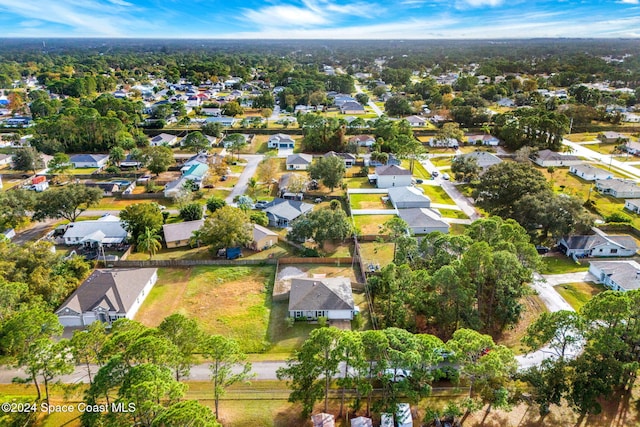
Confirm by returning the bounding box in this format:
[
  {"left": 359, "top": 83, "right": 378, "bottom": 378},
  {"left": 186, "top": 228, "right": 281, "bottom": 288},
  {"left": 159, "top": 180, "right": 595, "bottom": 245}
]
[
  {"left": 120, "top": 202, "right": 164, "bottom": 242},
  {"left": 182, "top": 131, "right": 210, "bottom": 153},
  {"left": 202, "top": 335, "right": 252, "bottom": 417},
  {"left": 13, "top": 147, "right": 44, "bottom": 174},
  {"left": 180, "top": 202, "right": 203, "bottom": 221},
  {"left": 158, "top": 314, "right": 204, "bottom": 381},
  {"left": 69, "top": 322, "right": 108, "bottom": 385},
  {"left": 137, "top": 227, "right": 163, "bottom": 259},
  {"left": 221, "top": 101, "right": 243, "bottom": 117},
  {"left": 288, "top": 207, "right": 353, "bottom": 248},
  {"left": 0, "top": 189, "right": 36, "bottom": 230},
  {"left": 206, "top": 196, "right": 226, "bottom": 213},
  {"left": 199, "top": 206, "right": 252, "bottom": 251},
  {"left": 237, "top": 195, "right": 254, "bottom": 212},
  {"left": 109, "top": 146, "right": 126, "bottom": 166},
  {"left": 152, "top": 400, "right": 220, "bottom": 427},
  {"left": 33, "top": 184, "right": 103, "bottom": 222},
  {"left": 451, "top": 155, "right": 480, "bottom": 182},
  {"left": 246, "top": 177, "right": 259, "bottom": 198},
  {"left": 355, "top": 93, "right": 369, "bottom": 105},
  {"left": 47, "top": 152, "right": 71, "bottom": 173},
  {"left": 144, "top": 145, "right": 174, "bottom": 176},
  {"left": 201, "top": 121, "right": 223, "bottom": 137},
  {"left": 249, "top": 211, "right": 268, "bottom": 226},
  {"left": 381, "top": 217, "right": 410, "bottom": 263},
  {"left": 224, "top": 133, "right": 247, "bottom": 160},
  {"left": 308, "top": 155, "right": 346, "bottom": 192},
  {"left": 435, "top": 122, "right": 465, "bottom": 145},
  {"left": 384, "top": 95, "right": 413, "bottom": 116},
  {"left": 26, "top": 339, "right": 74, "bottom": 405},
  {"left": 336, "top": 330, "right": 368, "bottom": 416}
]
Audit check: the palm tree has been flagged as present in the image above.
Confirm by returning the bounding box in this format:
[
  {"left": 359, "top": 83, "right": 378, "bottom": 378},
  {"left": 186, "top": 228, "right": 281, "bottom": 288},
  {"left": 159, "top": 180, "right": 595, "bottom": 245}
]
[
  {"left": 246, "top": 177, "right": 259, "bottom": 199},
  {"left": 137, "top": 227, "right": 162, "bottom": 260}
]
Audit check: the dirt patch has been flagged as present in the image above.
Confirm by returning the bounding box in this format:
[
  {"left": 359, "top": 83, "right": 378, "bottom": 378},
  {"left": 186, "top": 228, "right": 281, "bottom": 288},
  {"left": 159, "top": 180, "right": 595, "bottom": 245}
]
[{"left": 495, "top": 294, "right": 548, "bottom": 355}]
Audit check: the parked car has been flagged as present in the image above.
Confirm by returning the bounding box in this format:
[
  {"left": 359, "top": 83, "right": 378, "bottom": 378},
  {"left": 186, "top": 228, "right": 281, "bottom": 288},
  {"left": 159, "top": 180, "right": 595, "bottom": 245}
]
[
  {"left": 415, "top": 178, "right": 424, "bottom": 184},
  {"left": 220, "top": 175, "right": 227, "bottom": 181},
  {"left": 536, "top": 245, "right": 550, "bottom": 254},
  {"left": 380, "top": 368, "right": 411, "bottom": 382},
  {"left": 255, "top": 201, "right": 268, "bottom": 209},
  {"left": 431, "top": 171, "right": 439, "bottom": 177},
  {"left": 442, "top": 173, "right": 450, "bottom": 180}
]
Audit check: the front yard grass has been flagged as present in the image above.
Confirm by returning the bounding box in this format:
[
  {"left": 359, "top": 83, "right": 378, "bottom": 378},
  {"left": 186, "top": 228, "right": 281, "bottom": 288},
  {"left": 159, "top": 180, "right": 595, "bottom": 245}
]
[
  {"left": 540, "top": 256, "right": 589, "bottom": 274},
  {"left": 136, "top": 265, "right": 276, "bottom": 353},
  {"left": 438, "top": 208, "right": 469, "bottom": 219},
  {"left": 554, "top": 281, "right": 606, "bottom": 311},
  {"left": 430, "top": 157, "right": 453, "bottom": 167},
  {"left": 353, "top": 214, "right": 396, "bottom": 235},
  {"left": 94, "top": 197, "right": 178, "bottom": 210},
  {"left": 418, "top": 184, "right": 456, "bottom": 204}
]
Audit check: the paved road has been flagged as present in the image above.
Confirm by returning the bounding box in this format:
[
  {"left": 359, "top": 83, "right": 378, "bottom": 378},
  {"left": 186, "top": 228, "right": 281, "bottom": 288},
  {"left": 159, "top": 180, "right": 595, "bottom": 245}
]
[
  {"left": 354, "top": 83, "right": 383, "bottom": 117},
  {"left": 562, "top": 139, "right": 640, "bottom": 180},
  {"left": 225, "top": 154, "right": 264, "bottom": 205}
]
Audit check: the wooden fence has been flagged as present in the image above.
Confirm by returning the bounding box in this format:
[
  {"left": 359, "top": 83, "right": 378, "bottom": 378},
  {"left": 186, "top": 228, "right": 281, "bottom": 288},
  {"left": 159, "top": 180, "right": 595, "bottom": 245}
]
[
  {"left": 107, "top": 258, "right": 277, "bottom": 268},
  {"left": 277, "top": 257, "right": 353, "bottom": 265}
]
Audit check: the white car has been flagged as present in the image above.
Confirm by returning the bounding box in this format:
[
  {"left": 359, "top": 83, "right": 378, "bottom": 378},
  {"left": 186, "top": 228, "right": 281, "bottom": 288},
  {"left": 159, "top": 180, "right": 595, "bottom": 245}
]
[
  {"left": 442, "top": 173, "right": 450, "bottom": 180},
  {"left": 381, "top": 368, "right": 411, "bottom": 382}
]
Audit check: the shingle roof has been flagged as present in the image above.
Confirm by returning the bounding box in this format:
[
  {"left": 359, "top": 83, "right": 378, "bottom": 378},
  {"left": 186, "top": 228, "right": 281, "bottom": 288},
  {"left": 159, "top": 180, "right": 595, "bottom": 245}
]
[
  {"left": 162, "top": 220, "right": 204, "bottom": 243},
  {"left": 289, "top": 277, "right": 354, "bottom": 311},
  {"left": 286, "top": 153, "right": 313, "bottom": 165},
  {"left": 597, "top": 178, "right": 640, "bottom": 193},
  {"left": 252, "top": 223, "right": 278, "bottom": 241},
  {"left": 63, "top": 217, "right": 127, "bottom": 243},
  {"left": 571, "top": 163, "right": 610, "bottom": 177},
  {"left": 397, "top": 208, "right": 449, "bottom": 230},
  {"left": 563, "top": 234, "right": 637, "bottom": 251},
  {"left": 460, "top": 151, "right": 502, "bottom": 169},
  {"left": 56, "top": 268, "right": 157, "bottom": 315},
  {"left": 324, "top": 151, "right": 357, "bottom": 161},
  {"left": 375, "top": 164, "right": 411, "bottom": 176},
  {"left": 264, "top": 198, "right": 314, "bottom": 221},
  {"left": 269, "top": 133, "right": 295, "bottom": 143},
  {"left": 535, "top": 149, "right": 580, "bottom": 162},
  {"left": 591, "top": 260, "right": 640, "bottom": 291},
  {"left": 387, "top": 186, "right": 431, "bottom": 204},
  {"left": 70, "top": 154, "right": 108, "bottom": 163}
]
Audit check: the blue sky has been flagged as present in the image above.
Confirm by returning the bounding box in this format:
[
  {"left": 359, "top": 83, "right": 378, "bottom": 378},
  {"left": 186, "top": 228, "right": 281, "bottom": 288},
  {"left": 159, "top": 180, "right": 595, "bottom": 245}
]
[{"left": 0, "top": 0, "right": 639, "bottom": 39}]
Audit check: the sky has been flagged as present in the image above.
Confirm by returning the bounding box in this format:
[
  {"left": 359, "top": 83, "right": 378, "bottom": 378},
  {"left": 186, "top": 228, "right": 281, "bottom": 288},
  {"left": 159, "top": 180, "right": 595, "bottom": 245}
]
[{"left": 0, "top": 0, "right": 639, "bottom": 39}]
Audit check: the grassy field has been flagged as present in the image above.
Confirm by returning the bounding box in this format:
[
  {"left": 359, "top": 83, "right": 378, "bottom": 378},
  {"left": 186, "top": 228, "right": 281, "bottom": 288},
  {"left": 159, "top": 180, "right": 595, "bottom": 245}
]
[
  {"left": 136, "top": 266, "right": 275, "bottom": 353},
  {"left": 418, "top": 184, "right": 456, "bottom": 204},
  {"left": 94, "top": 197, "right": 178, "bottom": 210},
  {"left": 358, "top": 241, "right": 395, "bottom": 266},
  {"left": 352, "top": 214, "right": 396, "bottom": 235},
  {"left": 449, "top": 223, "right": 469, "bottom": 235},
  {"left": 349, "top": 193, "right": 392, "bottom": 210},
  {"left": 430, "top": 156, "right": 453, "bottom": 167},
  {"left": 496, "top": 294, "right": 548, "bottom": 355},
  {"left": 555, "top": 281, "right": 606, "bottom": 311},
  {"left": 540, "top": 256, "right": 589, "bottom": 274},
  {"left": 564, "top": 132, "right": 600, "bottom": 142},
  {"left": 437, "top": 208, "right": 469, "bottom": 219},
  {"left": 343, "top": 177, "right": 375, "bottom": 189}
]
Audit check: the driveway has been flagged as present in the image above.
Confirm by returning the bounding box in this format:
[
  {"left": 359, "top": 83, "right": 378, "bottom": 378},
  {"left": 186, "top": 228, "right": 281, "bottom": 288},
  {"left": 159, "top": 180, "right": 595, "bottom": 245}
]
[
  {"left": 562, "top": 139, "right": 640, "bottom": 180},
  {"left": 542, "top": 271, "right": 597, "bottom": 286},
  {"left": 225, "top": 154, "right": 264, "bottom": 205}
]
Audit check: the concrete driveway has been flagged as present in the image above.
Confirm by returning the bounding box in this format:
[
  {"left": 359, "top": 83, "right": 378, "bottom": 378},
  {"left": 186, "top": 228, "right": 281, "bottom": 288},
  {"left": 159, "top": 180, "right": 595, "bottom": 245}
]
[{"left": 225, "top": 154, "right": 264, "bottom": 205}]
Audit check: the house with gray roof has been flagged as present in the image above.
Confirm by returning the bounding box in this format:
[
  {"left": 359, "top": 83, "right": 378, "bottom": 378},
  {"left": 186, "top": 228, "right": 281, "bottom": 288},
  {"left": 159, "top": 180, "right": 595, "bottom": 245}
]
[
  {"left": 340, "top": 102, "right": 365, "bottom": 115},
  {"left": 387, "top": 186, "right": 431, "bottom": 209},
  {"left": 624, "top": 199, "right": 640, "bottom": 214},
  {"left": 56, "top": 268, "right": 158, "bottom": 327},
  {"left": 288, "top": 277, "right": 355, "bottom": 320},
  {"left": 467, "top": 134, "right": 500, "bottom": 146},
  {"left": 598, "top": 131, "right": 630, "bottom": 144},
  {"left": 324, "top": 151, "right": 356, "bottom": 168},
  {"left": 569, "top": 164, "right": 613, "bottom": 181},
  {"left": 149, "top": 133, "right": 178, "bottom": 147},
  {"left": 268, "top": 133, "right": 295, "bottom": 149},
  {"left": 162, "top": 219, "right": 204, "bottom": 248},
  {"left": 596, "top": 178, "right": 640, "bottom": 199},
  {"left": 405, "top": 115, "right": 427, "bottom": 127},
  {"left": 397, "top": 208, "right": 450, "bottom": 235},
  {"left": 264, "top": 198, "right": 313, "bottom": 227},
  {"left": 369, "top": 164, "right": 412, "bottom": 188},
  {"left": 62, "top": 215, "right": 127, "bottom": 246},
  {"left": 531, "top": 149, "right": 581, "bottom": 167},
  {"left": 558, "top": 229, "right": 637, "bottom": 258},
  {"left": 589, "top": 260, "right": 640, "bottom": 292},
  {"left": 349, "top": 134, "right": 376, "bottom": 147},
  {"left": 69, "top": 154, "right": 109, "bottom": 169},
  {"left": 458, "top": 151, "right": 502, "bottom": 172},
  {"left": 286, "top": 153, "right": 313, "bottom": 170}
]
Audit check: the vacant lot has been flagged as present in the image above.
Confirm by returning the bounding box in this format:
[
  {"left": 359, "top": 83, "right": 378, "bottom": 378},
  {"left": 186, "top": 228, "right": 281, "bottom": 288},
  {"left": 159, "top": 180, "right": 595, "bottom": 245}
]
[
  {"left": 496, "top": 294, "right": 547, "bottom": 355},
  {"left": 136, "top": 266, "right": 275, "bottom": 353},
  {"left": 358, "top": 241, "right": 394, "bottom": 266},
  {"left": 352, "top": 214, "right": 396, "bottom": 235},
  {"left": 349, "top": 193, "right": 392, "bottom": 210},
  {"left": 555, "top": 281, "right": 606, "bottom": 311}
]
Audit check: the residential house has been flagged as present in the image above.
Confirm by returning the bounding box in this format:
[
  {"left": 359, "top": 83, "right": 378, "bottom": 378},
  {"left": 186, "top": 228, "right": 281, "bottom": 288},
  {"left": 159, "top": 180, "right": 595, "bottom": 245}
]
[
  {"left": 0, "top": 153, "right": 11, "bottom": 166},
  {"left": 164, "top": 163, "right": 209, "bottom": 198},
  {"left": 1, "top": 228, "right": 15, "bottom": 240},
  {"left": 70, "top": 154, "right": 109, "bottom": 169},
  {"left": 532, "top": 149, "right": 581, "bottom": 167},
  {"left": 220, "top": 134, "right": 248, "bottom": 149},
  {"left": 56, "top": 268, "right": 158, "bottom": 327},
  {"left": 397, "top": 208, "right": 450, "bottom": 235},
  {"left": 622, "top": 112, "right": 640, "bottom": 123},
  {"left": 288, "top": 277, "right": 356, "bottom": 320},
  {"left": 558, "top": 229, "right": 637, "bottom": 258},
  {"left": 598, "top": 131, "right": 630, "bottom": 144},
  {"left": 350, "top": 417, "right": 373, "bottom": 427},
  {"left": 368, "top": 153, "right": 401, "bottom": 167},
  {"left": 349, "top": 134, "right": 376, "bottom": 148},
  {"left": 149, "top": 133, "right": 178, "bottom": 147},
  {"left": 428, "top": 137, "right": 459, "bottom": 148},
  {"left": 311, "top": 413, "right": 336, "bottom": 427},
  {"left": 162, "top": 220, "right": 204, "bottom": 248},
  {"left": 596, "top": 178, "right": 640, "bottom": 198},
  {"left": 119, "top": 154, "right": 141, "bottom": 169},
  {"left": 181, "top": 153, "right": 210, "bottom": 169},
  {"left": 405, "top": 115, "right": 427, "bottom": 127},
  {"left": 249, "top": 224, "right": 278, "bottom": 251},
  {"left": 268, "top": 133, "right": 296, "bottom": 149},
  {"left": 286, "top": 153, "right": 313, "bottom": 170},
  {"left": 458, "top": 151, "right": 502, "bottom": 172},
  {"left": 369, "top": 164, "right": 412, "bottom": 189},
  {"left": 204, "top": 116, "right": 236, "bottom": 127},
  {"left": 62, "top": 215, "right": 128, "bottom": 246},
  {"left": 589, "top": 260, "right": 640, "bottom": 292},
  {"left": 278, "top": 173, "right": 308, "bottom": 198},
  {"left": 340, "top": 102, "right": 365, "bottom": 115},
  {"left": 497, "top": 98, "right": 515, "bottom": 107},
  {"left": 387, "top": 186, "right": 431, "bottom": 209},
  {"left": 467, "top": 134, "right": 500, "bottom": 146},
  {"left": 201, "top": 107, "right": 222, "bottom": 116},
  {"left": 624, "top": 199, "right": 640, "bottom": 214},
  {"left": 264, "top": 198, "right": 313, "bottom": 227},
  {"left": 4, "top": 116, "right": 32, "bottom": 127},
  {"left": 324, "top": 151, "right": 357, "bottom": 168},
  {"left": 332, "top": 94, "right": 357, "bottom": 106},
  {"left": 623, "top": 141, "right": 640, "bottom": 156},
  {"left": 84, "top": 182, "right": 120, "bottom": 196},
  {"left": 569, "top": 164, "right": 613, "bottom": 181}
]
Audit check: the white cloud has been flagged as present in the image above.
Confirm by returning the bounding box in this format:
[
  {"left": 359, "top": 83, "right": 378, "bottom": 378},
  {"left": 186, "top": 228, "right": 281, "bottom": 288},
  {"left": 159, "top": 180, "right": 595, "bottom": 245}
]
[
  {"left": 19, "top": 20, "right": 42, "bottom": 28},
  {"left": 618, "top": 0, "right": 639, "bottom": 4},
  {"left": 460, "top": 0, "right": 505, "bottom": 6},
  {"left": 106, "top": 0, "right": 134, "bottom": 6}
]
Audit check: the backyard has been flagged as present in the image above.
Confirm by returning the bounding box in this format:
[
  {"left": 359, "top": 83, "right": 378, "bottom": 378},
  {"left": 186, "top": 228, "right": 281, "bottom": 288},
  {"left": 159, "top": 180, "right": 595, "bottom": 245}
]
[
  {"left": 352, "top": 214, "right": 396, "bottom": 235},
  {"left": 349, "top": 193, "right": 393, "bottom": 210}
]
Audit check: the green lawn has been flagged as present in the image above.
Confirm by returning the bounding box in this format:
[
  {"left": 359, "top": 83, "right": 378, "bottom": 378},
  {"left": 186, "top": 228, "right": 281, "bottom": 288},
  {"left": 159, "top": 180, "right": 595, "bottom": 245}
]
[
  {"left": 353, "top": 214, "right": 397, "bottom": 235},
  {"left": 67, "top": 168, "right": 99, "bottom": 175},
  {"left": 358, "top": 241, "right": 395, "bottom": 266},
  {"left": 564, "top": 132, "right": 600, "bottom": 142},
  {"left": 344, "top": 177, "right": 374, "bottom": 189},
  {"left": 127, "top": 245, "right": 212, "bottom": 260},
  {"left": 449, "top": 223, "right": 469, "bottom": 235},
  {"left": 540, "top": 256, "right": 589, "bottom": 274},
  {"left": 94, "top": 197, "right": 178, "bottom": 210},
  {"left": 419, "top": 184, "right": 456, "bottom": 204},
  {"left": 136, "top": 266, "right": 276, "bottom": 353},
  {"left": 431, "top": 157, "right": 453, "bottom": 167},
  {"left": 349, "top": 193, "right": 393, "bottom": 210},
  {"left": 554, "top": 282, "right": 606, "bottom": 311},
  {"left": 438, "top": 208, "right": 469, "bottom": 219}
]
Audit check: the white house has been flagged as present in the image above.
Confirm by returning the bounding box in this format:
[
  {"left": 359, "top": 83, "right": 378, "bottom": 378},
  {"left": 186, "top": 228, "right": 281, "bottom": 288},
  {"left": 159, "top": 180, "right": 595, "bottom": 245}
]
[
  {"left": 369, "top": 165, "right": 412, "bottom": 189},
  {"left": 350, "top": 417, "right": 373, "bottom": 427},
  {"left": 324, "top": 151, "right": 356, "bottom": 168},
  {"left": 596, "top": 179, "right": 640, "bottom": 199},
  {"left": 467, "top": 134, "right": 500, "bottom": 146},
  {"left": 397, "top": 208, "right": 450, "bottom": 235},
  {"left": 428, "top": 137, "right": 459, "bottom": 148},
  {"left": 0, "top": 153, "right": 12, "bottom": 166},
  {"left": 55, "top": 268, "right": 158, "bottom": 327},
  {"left": 286, "top": 153, "right": 313, "bottom": 170},
  {"left": 349, "top": 134, "right": 376, "bottom": 148},
  {"left": 458, "top": 151, "right": 502, "bottom": 172},
  {"left": 558, "top": 231, "right": 637, "bottom": 258},
  {"left": 532, "top": 149, "right": 581, "bottom": 167},
  {"left": 589, "top": 260, "right": 640, "bottom": 292},
  {"left": 624, "top": 199, "right": 640, "bottom": 213},
  {"left": 69, "top": 154, "right": 109, "bottom": 169},
  {"left": 268, "top": 133, "right": 295, "bottom": 149},
  {"left": 569, "top": 164, "right": 613, "bottom": 181},
  {"left": 623, "top": 141, "right": 640, "bottom": 156},
  {"left": 387, "top": 186, "right": 431, "bottom": 209},
  {"left": 405, "top": 115, "right": 427, "bottom": 127},
  {"left": 288, "top": 277, "right": 356, "bottom": 320},
  {"left": 149, "top": 133, "right": 178, "bottom": 147},
  {"left": 62, "top": 215, "right": 128, "bottom": 246}
]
